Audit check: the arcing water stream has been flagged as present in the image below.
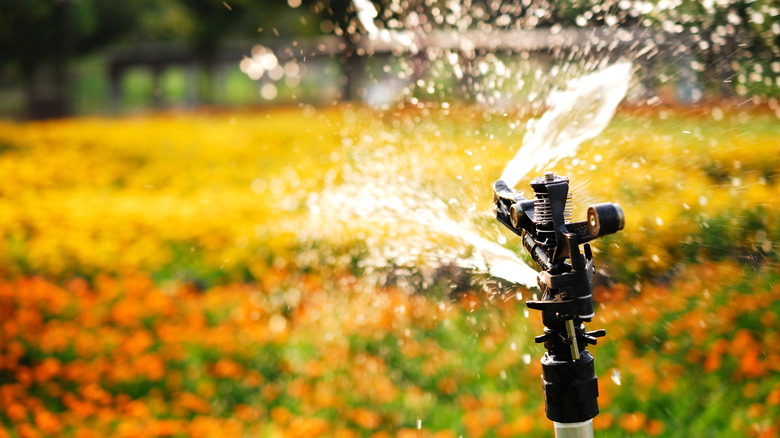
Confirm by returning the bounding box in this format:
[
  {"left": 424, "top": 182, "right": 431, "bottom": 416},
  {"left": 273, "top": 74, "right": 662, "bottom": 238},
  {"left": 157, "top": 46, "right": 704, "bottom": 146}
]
[
  {"left": 306, "top": 61, "right": 632, "bottom": 288},
  {"left": 499, "top": 62, "right": 632, "bottom": 189}
]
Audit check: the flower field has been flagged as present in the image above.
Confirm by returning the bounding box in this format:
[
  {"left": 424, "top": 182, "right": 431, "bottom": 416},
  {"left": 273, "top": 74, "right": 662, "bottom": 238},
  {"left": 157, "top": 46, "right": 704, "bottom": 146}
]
[{"left": 1, "top": 105, "right": 779, "bottom": 437}]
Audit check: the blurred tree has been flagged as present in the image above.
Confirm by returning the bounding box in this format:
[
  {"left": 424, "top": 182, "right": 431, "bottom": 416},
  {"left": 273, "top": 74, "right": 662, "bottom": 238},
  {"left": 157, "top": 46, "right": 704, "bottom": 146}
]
[
  {"left": 177, "top": 0, "right": 322, "bottom": 102},
  {"left": 310, "top": 0, "right": 358, "bottom": 99},
  {"left": 0, "top": 0, "right": 70, "bottom": 118},
  {"left": 177, "top": 0, "right": 248, "bottom": 103},
  {"left": 0, "top": 0, "right": 151, "bottom": 118},
  {"left": 0, "top": 0, "right": 323, "bottom": 116}
]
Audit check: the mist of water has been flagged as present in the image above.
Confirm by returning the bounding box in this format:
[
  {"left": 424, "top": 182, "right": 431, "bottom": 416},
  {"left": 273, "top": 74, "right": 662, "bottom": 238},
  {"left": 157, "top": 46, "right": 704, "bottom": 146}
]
[
  {"left": 306, "top": 157, "right": 540, "bottom": 288},
  {"left": 352, "top": 0, "right": 418, "bottom": 51}
]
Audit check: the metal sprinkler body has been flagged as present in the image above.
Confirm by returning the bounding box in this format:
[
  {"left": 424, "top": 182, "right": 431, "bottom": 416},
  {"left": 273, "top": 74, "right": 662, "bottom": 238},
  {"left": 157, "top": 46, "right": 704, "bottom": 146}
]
[{"left": 493, "top": 174, "right": 624, "bottom": 436}]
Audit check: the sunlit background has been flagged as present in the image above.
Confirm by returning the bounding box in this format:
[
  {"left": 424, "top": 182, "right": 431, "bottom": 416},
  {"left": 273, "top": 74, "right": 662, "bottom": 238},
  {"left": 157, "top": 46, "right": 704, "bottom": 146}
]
[{"left": 1, "top": 0, "right": 779, "bottom": 437}]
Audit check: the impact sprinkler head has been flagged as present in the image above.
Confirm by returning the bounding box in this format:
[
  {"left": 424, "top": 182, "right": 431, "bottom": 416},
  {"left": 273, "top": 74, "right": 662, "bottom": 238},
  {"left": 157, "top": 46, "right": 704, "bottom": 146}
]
[
  {"left": 493, "top": 173, "right": 624, "bottom": 428},
  {"left": 494, "top": 173, "right": 624, "bottom": 272}
]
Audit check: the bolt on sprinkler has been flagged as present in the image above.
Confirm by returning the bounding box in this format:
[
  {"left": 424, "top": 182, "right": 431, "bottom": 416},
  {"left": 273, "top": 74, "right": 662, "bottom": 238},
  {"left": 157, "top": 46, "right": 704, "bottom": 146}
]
[{"left": 493, "top": 173, "right": 624, "bottom": 438}]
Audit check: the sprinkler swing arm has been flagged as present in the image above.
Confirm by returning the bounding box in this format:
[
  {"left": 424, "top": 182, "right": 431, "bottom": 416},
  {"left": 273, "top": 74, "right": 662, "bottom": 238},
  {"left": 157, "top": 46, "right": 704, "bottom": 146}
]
[{"left": 493, "top": 172, "right": 624, "bottom": 435}]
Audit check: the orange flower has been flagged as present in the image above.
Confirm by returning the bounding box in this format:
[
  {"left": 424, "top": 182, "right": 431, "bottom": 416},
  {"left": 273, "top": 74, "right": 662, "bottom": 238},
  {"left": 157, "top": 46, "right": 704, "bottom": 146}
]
[
  {"left": 497, "top": 415, "right": 534, "bottom": 436},
  {"left": 593, "top": 413, "right": 613, "bottom": 430},
  {"left": 703, "top": 339, "right": 728, "bottom": 373},
  {"left": 646, "top": 419, "right": 665, "bottom": 436},
  {"left": 756, "top": 426, "right": 779, "bottom": 438},
  {"left": 463, "top": 411, "right": 486, "bottom": 438},
  {"left": 34, "top": 357, "right": 61, "bottom": 382},
  {"left": 211, "top": 358, "right": 244, "bottom": 379},
  {"left": 34, "top": 410, "right": 62, "bottom": 435},
  {"left": 747, "top": 403, "right": 764, "bottom": 419},
  {"left": 120, "top": 330, "right": 154, "bottom": 356},
  {"left": 270, "top": 406, "right": 292, "bottom": 425},
  {"left": 149, "top": 419, "right": 183, "bottom": 436},
  {"left": 16, "top": 424, "right": 39, "bottom": 438},
  {"left": 234, "top": 404, "right": 260, "bottom": 422},
  {"left": 79, "top": 383, "right": 111, "bottom": 405},
  {"left": 177, "top": 392, "right": 210, "bottom": 414},
  {"left": 73, "top": 427, "right": 100, "bottom": 438},
  {"left": 61, "top": 393, "right": 96, "bottom": 419},
  {"left": 134, "top": 354, "right": 166, "bottom": 381},
  {"left": 6, "top": 403, "right": 28, "bottom": 423},
  {"left": 739, "top": 348, "right": 766, "bottom": 379},
  {"left": 766, "top": 386, "right": 780, "bottom": 405},
  {"left": 123, "top": 400, "right": 150, "bottom": 419},
  {"left": 460, "top": 293, "right": 479, "bottom": 312},
  {"left": 333, "top": 427, "right": 358, "bottom": 438},
  {"left": 619, "top": 412, "right": 646, "bottom": 434},
  {"left": 437, "top": 377, "right": 457, "bottom": 395},
  {"left": 285, "top": 417, "right": 329, "bottom": 436},
  {"left": 397, "top": 429, "right": 428, "bottom": 438},
  {"left": 243, "top": 370, "right": 264, "bottom": 387},
  {"left": 349, "top": 408, "right": 381, "bottom": 429}
]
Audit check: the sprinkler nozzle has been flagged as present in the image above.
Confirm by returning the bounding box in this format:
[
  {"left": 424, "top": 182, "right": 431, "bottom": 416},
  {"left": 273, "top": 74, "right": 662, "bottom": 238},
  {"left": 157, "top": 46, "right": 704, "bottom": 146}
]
[{"left": 587, "top": 203, "right": 625, "bottom": 238}]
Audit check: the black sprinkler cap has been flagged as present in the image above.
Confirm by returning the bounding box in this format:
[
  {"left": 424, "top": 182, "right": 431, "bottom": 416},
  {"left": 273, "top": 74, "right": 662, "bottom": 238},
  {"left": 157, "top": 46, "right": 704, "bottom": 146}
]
[{"left": 587, "top": 203, "right": 625, "bottom": 238}]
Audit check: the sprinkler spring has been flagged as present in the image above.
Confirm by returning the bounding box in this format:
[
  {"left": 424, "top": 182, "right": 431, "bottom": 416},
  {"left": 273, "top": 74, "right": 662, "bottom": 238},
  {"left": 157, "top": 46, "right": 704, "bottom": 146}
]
[{"left": 493, "top": 172, "right": 624, "bottom": 426}]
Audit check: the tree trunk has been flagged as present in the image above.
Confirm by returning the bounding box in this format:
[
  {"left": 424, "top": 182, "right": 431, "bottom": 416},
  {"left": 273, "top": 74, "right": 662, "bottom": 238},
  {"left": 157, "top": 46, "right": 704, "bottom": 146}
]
[
  {"left": 22, "top": 69, "right": 69, "bottom": 120},
  {"left": 23, "top": 2, "right": 72, "bottom": 119}
]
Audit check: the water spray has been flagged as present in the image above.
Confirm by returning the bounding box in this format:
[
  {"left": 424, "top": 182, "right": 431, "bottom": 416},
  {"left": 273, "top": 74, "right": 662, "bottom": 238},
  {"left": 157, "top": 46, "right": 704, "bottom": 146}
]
[{"left": 494, "top": 172, "right": 624, "bottom": 438}]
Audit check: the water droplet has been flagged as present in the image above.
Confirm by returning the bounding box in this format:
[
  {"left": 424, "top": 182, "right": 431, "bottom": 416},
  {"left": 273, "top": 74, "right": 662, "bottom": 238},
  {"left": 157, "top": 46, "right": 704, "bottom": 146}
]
[
  {"left": 261, "top": 83, "right": 278, "bottom": 100},
  {"left": 269, "top": 314, "right": 287, "bottom": 333},
  {"left": 611, "top": 368, "right": 622, "bottom": 386}
]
